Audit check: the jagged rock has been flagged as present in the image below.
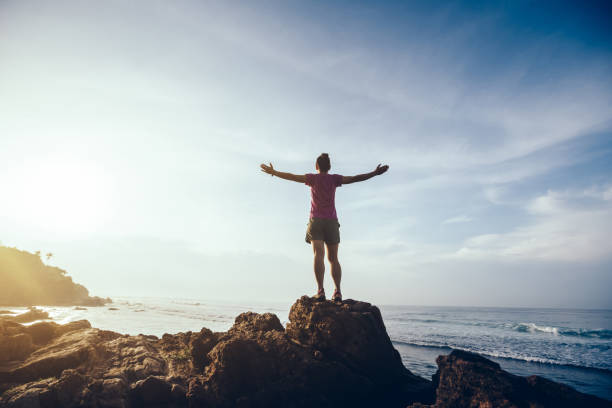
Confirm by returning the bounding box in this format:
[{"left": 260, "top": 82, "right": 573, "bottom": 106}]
[
  {"left": 286, "top": 296, "right": 429, "bottom": 393},
  {"left": 190, "top": 323, "right": 373, "bottom": 407},
  {"left": 102, "top": 335, "right": 167, "bottom": 383},
  {"left": 53, "top": 369, "right": 87, "bottom": 407},
  {"left": 186, "top": 300, "right": 431, "bottom": 408},
  {"left": 409, "top": 349, "right": 612, "bottom": 408},
  {"left": 229, "top": 312, "right": 284, "bottom": 335},
  {"left": 189, "top": 328, "right": 217, "bottom": 369},
  {"left": 130, "top": 376, "right": 173, "bottom": 406}
]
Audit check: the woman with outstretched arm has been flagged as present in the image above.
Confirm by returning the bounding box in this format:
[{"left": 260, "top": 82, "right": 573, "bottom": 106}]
[{"left": 260, "top": 153, "right": 389, "bottom": 302}]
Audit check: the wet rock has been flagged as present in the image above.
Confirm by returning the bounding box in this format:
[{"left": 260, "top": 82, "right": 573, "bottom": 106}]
[{"left": 409, "top": 349, "right": 612, "bottom": 408}]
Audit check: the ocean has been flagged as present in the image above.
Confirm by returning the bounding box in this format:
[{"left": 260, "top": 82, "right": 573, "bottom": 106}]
[{"left": 9, "top": 297, "right": 612, "bottom": 401}]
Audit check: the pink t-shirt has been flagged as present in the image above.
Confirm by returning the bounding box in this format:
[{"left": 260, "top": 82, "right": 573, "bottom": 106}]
[{"left": 305, "top": 173, "right": 343, "bottom": 219}]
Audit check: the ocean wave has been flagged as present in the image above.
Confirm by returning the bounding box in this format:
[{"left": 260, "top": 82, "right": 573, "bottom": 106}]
[
  {"left": 391, "top": 340, "right": 612, "bottom": 373},
  {"left": 513, "top": 323, "right": 612, "bottom": 339},
  {"left": 390, "top": 318, "right": 442, "bottom": 324},
  {"left": 561, "top": 328, "right": 612, "bottom": 339},
  {"left": 392, "top": 339, "right": 558, "bottom": 364},
  {"left": 515, "top": 323, "right": 559, "bottom": 335}
]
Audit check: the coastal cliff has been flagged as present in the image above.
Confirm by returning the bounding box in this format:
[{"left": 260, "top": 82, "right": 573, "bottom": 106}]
[
  {"left": 1, "top": 296, "right": 609, "bottom": 408},
  {"left": 0, "top": 246, "right": 109, "bottom": 307}
]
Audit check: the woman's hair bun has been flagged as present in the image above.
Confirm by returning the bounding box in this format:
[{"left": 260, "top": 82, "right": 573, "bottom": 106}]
[{"left": 316, "top": 153, "right": 331, "bottom": 172}]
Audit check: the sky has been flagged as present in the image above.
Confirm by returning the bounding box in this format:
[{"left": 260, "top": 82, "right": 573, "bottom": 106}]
[{"left": 1, "top": 0, "right": 611, "bottom": 308}]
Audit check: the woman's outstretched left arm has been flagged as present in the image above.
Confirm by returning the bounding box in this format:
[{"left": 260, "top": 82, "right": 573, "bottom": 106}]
[{"left": 260, "top": 162, "right": 306, "bottom": 183}]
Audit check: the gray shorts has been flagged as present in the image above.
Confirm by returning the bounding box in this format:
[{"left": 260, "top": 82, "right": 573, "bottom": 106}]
[{"left": 305, "top": 218, "right": 340, "bottom": 244}]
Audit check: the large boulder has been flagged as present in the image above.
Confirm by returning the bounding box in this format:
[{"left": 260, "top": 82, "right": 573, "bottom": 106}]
[
  {"left": 409, "top": 350, "right": 612, "bottom": 408},
  {"left": 286, "top": 296, "right": 428, "bottom": 391},
  {"left": 183, "top": 299, "right": 433, "bottom": 408},
  {"left": 188, "top": 310, "right": 376, "bottom": 408}
]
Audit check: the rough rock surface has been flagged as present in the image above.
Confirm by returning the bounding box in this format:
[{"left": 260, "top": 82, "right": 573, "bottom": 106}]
[
  {"left": 1, "top": 297, "right": 609, "bottom": 408},
  {"left": 409, "top": 349, "right": 611, "bottom": 408}
]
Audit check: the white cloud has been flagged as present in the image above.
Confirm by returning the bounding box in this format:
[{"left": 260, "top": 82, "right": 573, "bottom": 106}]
[
  {"left": 527, "top": 192, "right": 564, "bottom": 215},
  {"left": 442, "top": 215, "right": 473, "bottom": 224},
  {"left": 451, "top": 186, "right": 612, "bottom": 262}
]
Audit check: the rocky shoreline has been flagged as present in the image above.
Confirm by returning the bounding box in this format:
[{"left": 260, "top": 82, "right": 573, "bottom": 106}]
[{"left": 1, "top": 296, "right": 610, "bottom": 407}]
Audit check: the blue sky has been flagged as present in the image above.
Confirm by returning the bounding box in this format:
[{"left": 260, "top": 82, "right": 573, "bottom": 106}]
[{"left": 1, "top": 0, "right": 611, "bottom": 308}]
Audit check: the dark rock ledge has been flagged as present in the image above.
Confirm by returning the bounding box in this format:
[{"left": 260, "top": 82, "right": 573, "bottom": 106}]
[{"left": 1, "top": 296, "right": 609, "bottom": 407}]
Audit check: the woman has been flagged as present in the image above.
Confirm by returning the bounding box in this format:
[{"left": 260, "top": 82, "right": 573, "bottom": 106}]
[{"left": 260, "top": 153, "right": 389, "bottom": 302}]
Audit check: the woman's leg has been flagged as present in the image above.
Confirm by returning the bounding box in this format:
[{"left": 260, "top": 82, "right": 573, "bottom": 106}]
[
  {"left": 312, "top": 240, "right": 326, "bottom": 292},
  {"left": 326, "top": 243, "right": 341, "bottom": 293}
]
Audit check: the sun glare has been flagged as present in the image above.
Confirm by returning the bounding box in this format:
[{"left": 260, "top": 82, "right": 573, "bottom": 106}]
[{"left": 5, "top": 158, "right": 114, "bottom": 235}]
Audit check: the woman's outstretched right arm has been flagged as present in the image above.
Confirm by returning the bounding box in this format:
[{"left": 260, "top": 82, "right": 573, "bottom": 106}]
[
  {"left": 260, "top": 162, "right": 306, "bottom": 183},
  {"left": 343, "top": 164, "right": 389, "bottom": 184}
]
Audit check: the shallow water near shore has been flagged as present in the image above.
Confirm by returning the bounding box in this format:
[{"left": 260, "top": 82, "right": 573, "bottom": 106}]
[
  {"left": 383, "top": 304, "right": 612, "bottom": 401},
  {"left": 7, "top": 297, "right": 611, "bottom": 401}
]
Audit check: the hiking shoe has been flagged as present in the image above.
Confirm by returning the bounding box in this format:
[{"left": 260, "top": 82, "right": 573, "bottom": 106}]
[
  {"left": 312, "top": 288, "right": 326, "bottom": 301},
  {"left": 332, "top": 289, "right": 342, "bottom": 302}
]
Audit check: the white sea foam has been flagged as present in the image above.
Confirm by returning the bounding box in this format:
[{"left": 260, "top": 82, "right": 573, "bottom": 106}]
[{"left": 516, "top": 322, "right": 559, "bottom": 335}]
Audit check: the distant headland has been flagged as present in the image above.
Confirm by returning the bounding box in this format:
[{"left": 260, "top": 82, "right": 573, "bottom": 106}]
[{"left": 0, "top": 246, "right": 110, "bottom": 307}]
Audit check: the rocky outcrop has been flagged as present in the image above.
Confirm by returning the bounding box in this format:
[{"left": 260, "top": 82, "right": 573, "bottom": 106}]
[
  {"left": 1, "top": 297, "right": 609, "bottom": 407},
  {"left": 185, "top": 298, "right": 432, "bottom": 408},
  {"left": 1, "top": 297, "right": 431, "bottom": 407},
  {"left": 286, "top": 296, "right": 431, "bottom": 404},
  {"left": 409, "top": 349, "right": 611, "bottom": 408}
]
